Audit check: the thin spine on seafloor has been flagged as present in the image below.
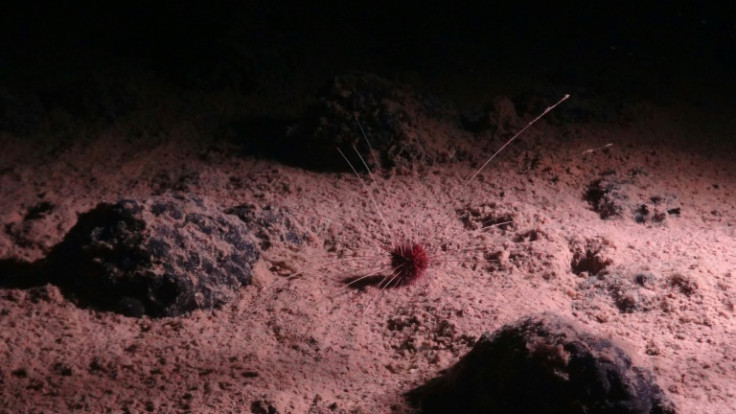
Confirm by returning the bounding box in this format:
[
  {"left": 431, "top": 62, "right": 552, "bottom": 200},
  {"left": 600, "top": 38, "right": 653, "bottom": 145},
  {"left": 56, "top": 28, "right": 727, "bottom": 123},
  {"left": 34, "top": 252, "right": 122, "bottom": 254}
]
[{"left": 357, "top": 95, "right": 571, "bottom": 283}]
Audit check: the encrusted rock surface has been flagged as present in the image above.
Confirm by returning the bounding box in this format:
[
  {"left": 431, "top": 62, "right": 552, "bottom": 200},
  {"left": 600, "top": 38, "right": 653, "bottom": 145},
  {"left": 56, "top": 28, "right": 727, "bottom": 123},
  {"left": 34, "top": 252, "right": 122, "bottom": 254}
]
[
  {"left": 43, "top": 193, "right": 295, "bottom": 317},
  {"left": 584, "top": 173, "right": 681, "bottom": 223}
]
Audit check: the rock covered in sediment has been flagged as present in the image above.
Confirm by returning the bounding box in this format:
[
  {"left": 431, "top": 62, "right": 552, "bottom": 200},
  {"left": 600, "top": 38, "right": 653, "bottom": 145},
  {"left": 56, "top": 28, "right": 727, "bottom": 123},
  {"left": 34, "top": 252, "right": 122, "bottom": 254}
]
[
  {"left": 45, "top": 193, "right": 265, "bottom": 317},
  {"left": 584, "top": 172, "right": 681, "bottom": 223},
  {"left": 407, "top": 312, "right": 675, "bottom": 414}
]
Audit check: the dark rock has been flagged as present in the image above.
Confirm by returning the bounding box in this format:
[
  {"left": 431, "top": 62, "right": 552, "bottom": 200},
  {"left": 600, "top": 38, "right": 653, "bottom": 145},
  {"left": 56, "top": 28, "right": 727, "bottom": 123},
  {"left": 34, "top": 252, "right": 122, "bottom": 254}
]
[
  {"left": 2, "top": 194, "right": 303, "bottom": 317},
  {"left": 250, "top": 400, "right": 279, "bottom": 414},
  {"left": 11, "top": 368, "right": 27, "bottom": 378},
  {"left": 224, "top": 73, "right": 482, "bottom": 171},
  {"left": 585, "top": 177, "right": 626, "bottom": 219},
  {"left": 667, "top": 274, "right": 697, "bottom": 297},
  {"left": 571, "top": 248, "right": 612, "bottom": 276},
  {"left": 407, "top": 313, "right": 675, "bottom": 414},
  {"left": 584, "top": 174, "right": 680, "bottom": 223},
  {"left": 666, "top": 208, "right": 681, "bottom": 216},
  {"left": 633, "top": 273, "right": 656, "bottom": 288},
  {"left": 293, "top": 72, "right": 467, "bottom": 170},
  {"left": 45, "top": 193, "right": 260, "bottom": 317},
  {"left": 570, "top": 238, "right": 613, "bottom": 277},
  {"left": 575, "top": 273, "right": 657, "bottom": 314}
]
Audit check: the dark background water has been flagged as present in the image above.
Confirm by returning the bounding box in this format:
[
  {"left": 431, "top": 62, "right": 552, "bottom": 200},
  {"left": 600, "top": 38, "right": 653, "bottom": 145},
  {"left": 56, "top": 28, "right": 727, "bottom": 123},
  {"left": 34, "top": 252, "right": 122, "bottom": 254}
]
[{"left": 1, "top": 1, "right": 734, "bottom": 140}]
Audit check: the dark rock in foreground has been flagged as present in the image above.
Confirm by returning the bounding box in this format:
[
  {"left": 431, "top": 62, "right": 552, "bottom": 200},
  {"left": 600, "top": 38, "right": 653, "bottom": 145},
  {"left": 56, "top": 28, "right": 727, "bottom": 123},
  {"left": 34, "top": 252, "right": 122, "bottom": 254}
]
[
  {"left": 407, "top": 312, "right": 675, "bottom": 414},
  {"left": 46, "top": 193, "right": 261, "bottom": 317}
]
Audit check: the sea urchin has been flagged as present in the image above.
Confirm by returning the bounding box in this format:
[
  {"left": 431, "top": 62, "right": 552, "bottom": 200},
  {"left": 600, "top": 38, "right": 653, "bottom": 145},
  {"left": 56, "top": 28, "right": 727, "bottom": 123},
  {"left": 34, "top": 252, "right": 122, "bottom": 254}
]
[
  {"left": 387, "top": 242, "right": 430, "bottom": 287},
  {"left": 333, "top": 94, "right": 570, "bottom": 296}
]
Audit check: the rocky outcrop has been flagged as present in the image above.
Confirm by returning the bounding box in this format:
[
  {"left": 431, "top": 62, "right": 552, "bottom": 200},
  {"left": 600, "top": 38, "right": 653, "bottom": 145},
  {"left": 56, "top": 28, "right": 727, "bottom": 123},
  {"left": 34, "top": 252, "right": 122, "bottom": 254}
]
[
  {"left": 45, "top": 194, "right": 258, "bottom": 317},
  {"left": 8, "top": 193, "right": 304, "bottom": 318}
]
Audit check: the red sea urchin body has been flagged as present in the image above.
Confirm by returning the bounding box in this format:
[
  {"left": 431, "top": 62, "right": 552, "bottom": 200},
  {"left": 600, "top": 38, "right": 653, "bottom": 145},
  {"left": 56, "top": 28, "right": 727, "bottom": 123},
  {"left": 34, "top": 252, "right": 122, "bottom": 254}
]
[{"left": 389, "top": 243, "right": 429, "bottom": 287}]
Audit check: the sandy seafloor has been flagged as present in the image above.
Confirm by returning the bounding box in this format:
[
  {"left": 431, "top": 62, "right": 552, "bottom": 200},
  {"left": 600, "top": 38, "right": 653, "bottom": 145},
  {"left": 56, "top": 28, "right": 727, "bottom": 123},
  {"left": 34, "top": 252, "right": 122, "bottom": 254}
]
[{"left": 1, "top": 97, "right": 736, "bottom": 413}]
